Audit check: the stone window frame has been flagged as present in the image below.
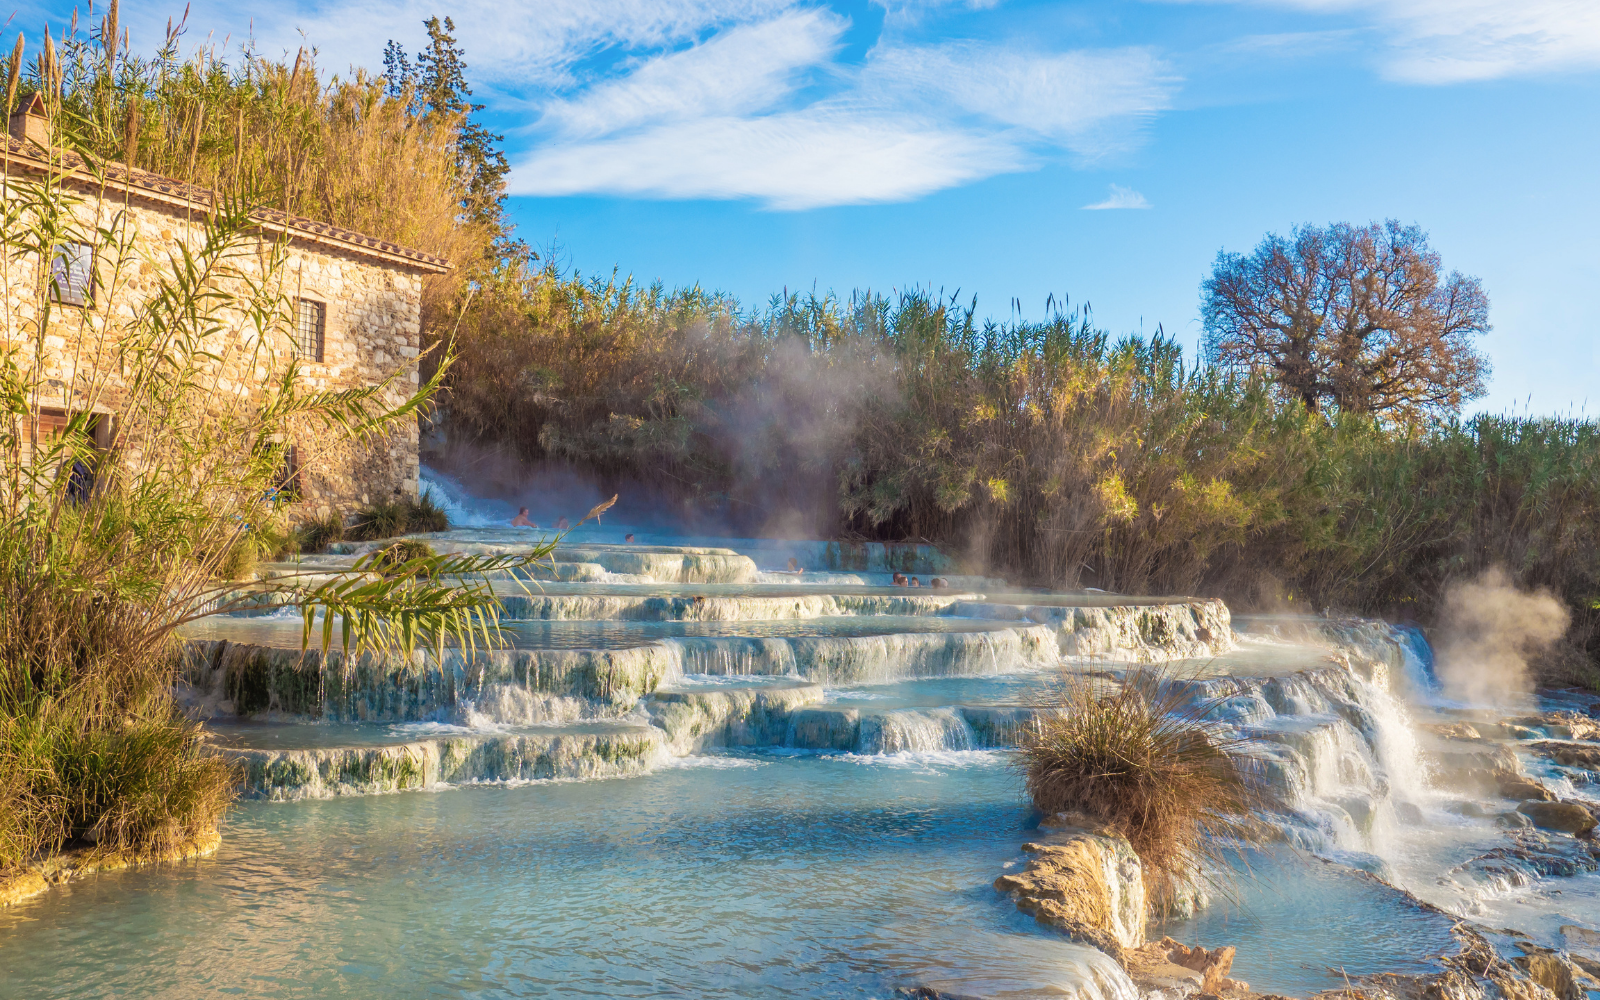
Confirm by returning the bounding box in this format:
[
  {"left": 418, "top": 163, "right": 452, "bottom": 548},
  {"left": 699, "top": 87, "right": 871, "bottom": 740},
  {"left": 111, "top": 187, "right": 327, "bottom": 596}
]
[
  {"left": 49, "top": 241, "right": 95, "bottom": 307},
  {"left": 293, "top": 297, "right": 327, "bottom": 363}
]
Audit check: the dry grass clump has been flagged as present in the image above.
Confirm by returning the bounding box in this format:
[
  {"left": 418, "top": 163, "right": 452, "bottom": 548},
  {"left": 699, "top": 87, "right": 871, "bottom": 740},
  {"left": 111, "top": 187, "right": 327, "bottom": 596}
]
[{"left": 1019, "top": 670, "right": 1262, "bottom": 904}]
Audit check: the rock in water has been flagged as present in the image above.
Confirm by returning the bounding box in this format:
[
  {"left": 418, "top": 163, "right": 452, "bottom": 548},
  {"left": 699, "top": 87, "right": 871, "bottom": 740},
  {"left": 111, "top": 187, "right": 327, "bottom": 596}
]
[
  {"left": 992, "top": 814, "right": 1147, "bottom": 959},
  {"left": 1500, "top": 777, "right": 1558, "bottom": 803},
  {"left": 1517, "top": 800, "right": 1599, "bottom": 835},
  {"left": 1124, "top": 937, "right": 1250, "bottom": 995}
]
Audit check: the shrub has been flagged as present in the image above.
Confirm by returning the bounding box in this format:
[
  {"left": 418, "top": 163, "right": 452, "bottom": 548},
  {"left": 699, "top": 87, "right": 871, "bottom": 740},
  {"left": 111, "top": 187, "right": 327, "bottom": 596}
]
[
  {"left": 348, "top": 492, "right": 450, "bottom": 541},
  {"left": 214, "top": 536, "right": 259, "bottom": 581},
  {"left": 1018, "top": 670, "right": 1261, "bottom": 905},
  {"left": 409, "top": 491, "right": 450, "bottom": 533},
  {"left": 294, "top": 512, "right": 347, "bottom": 554}
]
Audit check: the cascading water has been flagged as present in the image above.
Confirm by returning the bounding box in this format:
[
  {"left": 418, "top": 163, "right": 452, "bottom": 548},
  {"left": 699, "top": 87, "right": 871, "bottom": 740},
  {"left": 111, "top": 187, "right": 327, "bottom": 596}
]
[
  {"left": 37, "top": 466, "right": 1599, "bottom": 999},
  {"left": 1394, "top": 623, "right": 1440, "bottom": 696},
  {"left": 857, "top": 708, "right": 979, "bottom": 754},
  {"left": 418, "top": 465, "right": 518, "bottom": 527}
]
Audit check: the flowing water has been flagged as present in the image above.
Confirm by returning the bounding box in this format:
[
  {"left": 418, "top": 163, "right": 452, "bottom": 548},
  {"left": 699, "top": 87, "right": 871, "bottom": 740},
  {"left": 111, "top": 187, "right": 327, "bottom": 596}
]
[
  {"left": 7, "top": 466, "right": 1599, "bottom": 997},
  {"left": 1, "top": 753, "right": 1138, "bottom": 999}
]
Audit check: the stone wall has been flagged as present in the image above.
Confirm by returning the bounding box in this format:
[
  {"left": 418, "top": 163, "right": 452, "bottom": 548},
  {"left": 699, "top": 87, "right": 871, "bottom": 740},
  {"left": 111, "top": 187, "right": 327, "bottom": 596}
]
[{"left": 0, "top": 174, "right": 438, "bottom": 517}]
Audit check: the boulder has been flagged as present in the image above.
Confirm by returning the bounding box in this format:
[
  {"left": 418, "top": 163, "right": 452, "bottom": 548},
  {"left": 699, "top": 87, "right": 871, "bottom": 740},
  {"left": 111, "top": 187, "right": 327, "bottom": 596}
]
[
  {"left": 1517, "top": 801, "right": 1598, "bottom": 836},
  {"left": 1515, "top": 951, "right": 1587, "bottom": 1000},
  {"left": 1499, "top": 777, "right": 1557, "bottom": 802},
  {"left": 1529, "top": 741, "right": 1600, "bottom": 770},
  {"left": 1509, "top": 712, "right": 1600, "bottom": 742}
]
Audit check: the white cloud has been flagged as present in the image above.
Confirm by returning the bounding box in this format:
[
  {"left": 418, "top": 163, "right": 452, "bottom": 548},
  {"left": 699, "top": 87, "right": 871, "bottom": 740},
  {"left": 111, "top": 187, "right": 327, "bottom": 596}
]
[
  {"left": 865, "top": 43, "right": 1176, "bottom": 156},
  {"left": 106, "top": 0, "right": 1179, "bottom": 209},
  {"left": 514, "top": 32, "right": 1176, "bottom": 208},
  {"left": 512, "top": 109, "right": 1021, "bottom": 209},
  {"left": 1179, "top": 0, "right": 1600, "bottom": 82},
  {"left": 538, "top": 9, "right": 847, "bottom": 136},
  {"left": 124, "top": 0, "right": 792, "bottom": 88},
  {"left": 1081, "top": 183, "right": 1151, "bottom": 210}
]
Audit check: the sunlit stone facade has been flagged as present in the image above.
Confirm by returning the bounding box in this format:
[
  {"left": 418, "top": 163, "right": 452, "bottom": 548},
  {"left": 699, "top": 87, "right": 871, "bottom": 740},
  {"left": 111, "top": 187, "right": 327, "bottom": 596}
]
[{"left": 0, "top": 99, "right": 450, "bottom": 518}]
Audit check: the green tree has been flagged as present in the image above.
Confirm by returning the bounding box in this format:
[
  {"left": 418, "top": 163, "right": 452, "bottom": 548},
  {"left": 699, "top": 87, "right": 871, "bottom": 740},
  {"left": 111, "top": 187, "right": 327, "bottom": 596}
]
[{"left": 384, "top": 16, "right": 520, "bottom": 261}]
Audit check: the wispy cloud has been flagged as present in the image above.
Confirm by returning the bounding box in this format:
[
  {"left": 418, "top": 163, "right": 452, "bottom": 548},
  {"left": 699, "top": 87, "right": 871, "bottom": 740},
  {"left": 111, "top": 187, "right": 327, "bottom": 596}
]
[
  {"left": 512, "top": 109, "right": 1021, "bottom": 210},
  {"left": 116, "top": 0, "right": 794, "bottom": 89},
  {"left": 536, "top": 9, "right": 846, "bottom": 136},
  {"left": 865, "top": 43, "right": 1176, "bottom": 157},
  {"left": 513, "top": 29, "right": 1176, "bottom": 208},
  {"left": 1082, "top": 184, "right": 1152, "bottom": 210},
  {"left": 96, "top": 0, "right": 1178, "bottom": 209},
  {"left": 1177, "top": 0, "right": 1600, "bottom": 83}
]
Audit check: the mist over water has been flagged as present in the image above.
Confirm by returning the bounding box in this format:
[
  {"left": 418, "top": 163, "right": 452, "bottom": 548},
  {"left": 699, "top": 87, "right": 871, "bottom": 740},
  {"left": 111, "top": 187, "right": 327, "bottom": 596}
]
[{"left": 1434, "top": 566, "right": 1569, "bottom": 705}]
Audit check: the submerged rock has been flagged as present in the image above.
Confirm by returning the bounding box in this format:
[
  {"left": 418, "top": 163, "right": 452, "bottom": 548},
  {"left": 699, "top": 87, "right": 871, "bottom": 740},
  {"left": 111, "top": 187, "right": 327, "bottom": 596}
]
[{"left": 1125, "top": 937, "right": 1249, "bottom": 995}]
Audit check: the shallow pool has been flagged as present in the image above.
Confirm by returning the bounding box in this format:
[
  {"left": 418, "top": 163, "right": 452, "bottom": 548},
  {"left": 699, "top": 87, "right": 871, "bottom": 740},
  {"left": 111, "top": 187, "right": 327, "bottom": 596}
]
[{"left": 0, "top": 751, "right": 1130, "bottom": 999}]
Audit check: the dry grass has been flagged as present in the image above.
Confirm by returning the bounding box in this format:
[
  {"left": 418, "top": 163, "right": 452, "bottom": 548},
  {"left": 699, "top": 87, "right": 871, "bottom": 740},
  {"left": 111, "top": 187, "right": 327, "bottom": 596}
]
[{"left": 1018, "top": 669, "right": 1263, "bottom": 907}]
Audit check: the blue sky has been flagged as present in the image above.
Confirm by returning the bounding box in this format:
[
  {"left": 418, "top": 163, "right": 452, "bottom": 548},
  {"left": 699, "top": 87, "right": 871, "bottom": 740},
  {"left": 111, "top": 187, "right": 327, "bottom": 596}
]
[{"left": 31, "top": 0, "right": 1600, "bottom": 414}]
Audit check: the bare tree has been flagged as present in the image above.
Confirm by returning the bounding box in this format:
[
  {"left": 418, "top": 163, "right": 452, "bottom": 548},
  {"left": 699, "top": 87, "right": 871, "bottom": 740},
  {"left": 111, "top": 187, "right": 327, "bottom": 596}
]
[{"left": 1202, "top": 221, "right": 1491, "bottom": 419}]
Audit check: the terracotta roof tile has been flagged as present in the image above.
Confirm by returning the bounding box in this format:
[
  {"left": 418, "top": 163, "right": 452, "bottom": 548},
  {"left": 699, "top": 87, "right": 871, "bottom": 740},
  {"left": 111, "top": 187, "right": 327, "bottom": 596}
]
[{"left": 0, "top": 135, "right": 453, "bottom": 273}]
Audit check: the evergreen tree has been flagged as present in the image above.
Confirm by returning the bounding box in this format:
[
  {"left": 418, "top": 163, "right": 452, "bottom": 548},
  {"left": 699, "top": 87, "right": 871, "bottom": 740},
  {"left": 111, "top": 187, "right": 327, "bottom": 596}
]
[{"left": 384, "top": 17, "right": 526, "bottom": 264}]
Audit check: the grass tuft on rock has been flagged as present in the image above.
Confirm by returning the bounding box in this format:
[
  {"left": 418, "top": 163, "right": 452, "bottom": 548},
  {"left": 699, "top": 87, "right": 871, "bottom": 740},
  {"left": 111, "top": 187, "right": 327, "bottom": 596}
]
[{"left": 1019, "top": 670, "right": 1262, "bottom": 907}]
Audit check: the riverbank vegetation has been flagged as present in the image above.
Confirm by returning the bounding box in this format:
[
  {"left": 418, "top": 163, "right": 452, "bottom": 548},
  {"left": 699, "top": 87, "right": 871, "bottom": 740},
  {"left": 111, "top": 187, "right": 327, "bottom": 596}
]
[
  {"left": 20, "top": 13, "right": 1597, "bottom": 684},
  {"left": 442, "top": 278, "right": 1600, "bottom": 681}
]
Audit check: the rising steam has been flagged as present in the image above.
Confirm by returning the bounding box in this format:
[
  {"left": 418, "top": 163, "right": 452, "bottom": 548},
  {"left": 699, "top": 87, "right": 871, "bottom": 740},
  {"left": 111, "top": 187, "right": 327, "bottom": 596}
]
[{"left": 1434, "top": 566, "right": 1569, "bottom": 705}]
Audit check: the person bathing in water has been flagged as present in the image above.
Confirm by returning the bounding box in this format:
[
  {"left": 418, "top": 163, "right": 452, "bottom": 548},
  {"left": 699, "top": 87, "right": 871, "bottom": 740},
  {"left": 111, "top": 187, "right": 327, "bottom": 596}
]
[
  {"left": 555, "top": 516, "right": 570, "bottom": 530},
  {"left": 786, "top": 558, "right": 805, "bottom": 575},
  {"left": 511, "top": 507, "right": 537, "bottom": 528}
]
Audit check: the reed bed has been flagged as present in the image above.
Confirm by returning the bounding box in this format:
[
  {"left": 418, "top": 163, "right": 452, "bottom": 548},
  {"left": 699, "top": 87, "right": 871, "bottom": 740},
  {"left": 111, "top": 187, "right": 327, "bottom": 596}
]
[{"left": 437, "top": 277, "right": 1600, "bottom": 678}]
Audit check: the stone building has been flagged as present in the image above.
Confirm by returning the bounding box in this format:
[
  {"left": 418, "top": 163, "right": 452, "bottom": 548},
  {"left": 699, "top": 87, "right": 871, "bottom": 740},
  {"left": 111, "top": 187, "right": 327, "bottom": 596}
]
[{"left": 2, "top": 96, "right": 450, "bottom": 518}]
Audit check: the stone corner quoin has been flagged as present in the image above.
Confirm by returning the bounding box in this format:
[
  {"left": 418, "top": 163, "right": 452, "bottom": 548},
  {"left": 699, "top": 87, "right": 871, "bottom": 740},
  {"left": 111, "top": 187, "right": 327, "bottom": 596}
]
[{"left": 0, "top": 133, "right": 450, "bottom": 519}]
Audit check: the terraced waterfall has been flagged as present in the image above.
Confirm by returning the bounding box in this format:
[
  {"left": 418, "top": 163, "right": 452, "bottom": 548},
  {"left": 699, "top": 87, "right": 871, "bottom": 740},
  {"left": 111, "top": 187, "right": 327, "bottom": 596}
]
[{"left": 6, "top": 475, "right": 1600, "bottom": 999}]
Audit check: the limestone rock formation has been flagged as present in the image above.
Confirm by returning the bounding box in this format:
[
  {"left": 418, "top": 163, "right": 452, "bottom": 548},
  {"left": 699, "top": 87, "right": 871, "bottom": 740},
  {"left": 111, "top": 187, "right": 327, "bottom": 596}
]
[
  {"left": 992, "top": 814, "right": 1146, "bottom": 960},
  {"left": 1125, "top": 937, "right": 1250, "bottom": 995}
]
